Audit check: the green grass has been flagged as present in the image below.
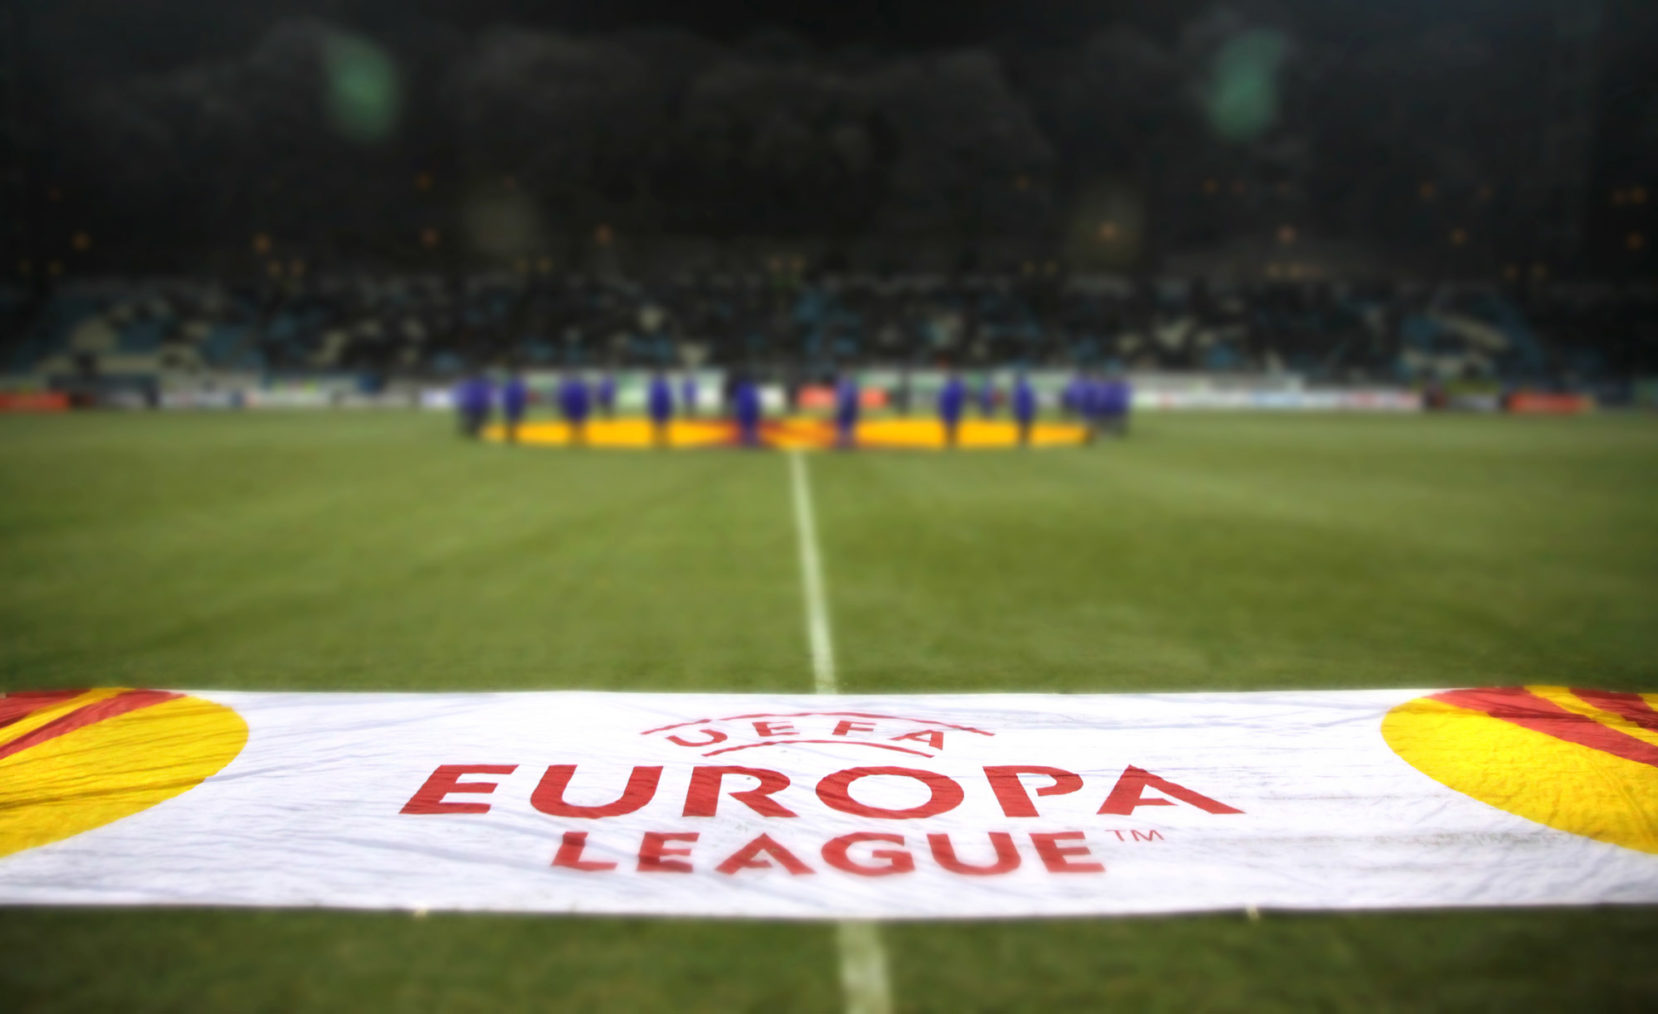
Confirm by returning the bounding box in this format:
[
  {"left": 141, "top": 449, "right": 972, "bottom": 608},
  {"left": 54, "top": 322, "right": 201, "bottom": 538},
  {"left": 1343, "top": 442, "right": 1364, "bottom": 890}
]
[{"left": 2, "top": 410, "right": 1656, "bottom": 1012}]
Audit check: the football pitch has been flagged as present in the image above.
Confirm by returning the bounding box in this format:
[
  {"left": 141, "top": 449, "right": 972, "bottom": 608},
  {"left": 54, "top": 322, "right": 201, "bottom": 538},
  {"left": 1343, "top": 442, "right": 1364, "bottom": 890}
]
[{"left": 2, "top": 410, "right": 1656, "bottom": 1011}]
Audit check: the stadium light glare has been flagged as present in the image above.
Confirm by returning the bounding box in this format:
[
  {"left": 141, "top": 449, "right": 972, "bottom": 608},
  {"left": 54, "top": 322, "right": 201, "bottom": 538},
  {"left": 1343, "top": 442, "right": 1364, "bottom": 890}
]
[
  {"left": 1204, "top": 29, "right": 1288, "bottom": 142},
  {"left": 322, "top": 31, "right": 400, "bottom": 144}
]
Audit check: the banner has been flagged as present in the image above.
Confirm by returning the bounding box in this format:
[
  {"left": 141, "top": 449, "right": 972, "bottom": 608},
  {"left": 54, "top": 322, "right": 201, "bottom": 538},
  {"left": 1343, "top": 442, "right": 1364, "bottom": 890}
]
[
  {"left": 0, "top": 391, "right": 70, "bottom": 413},
  {"left": 1134, "top": 388, "right": 1420, "bottom": 412},
  {"left": 1507, "top": 392, "right": 1595, "bottom": 415},
  {"left": 1, "top": 687, "right": 1655, "bottom": 918}
]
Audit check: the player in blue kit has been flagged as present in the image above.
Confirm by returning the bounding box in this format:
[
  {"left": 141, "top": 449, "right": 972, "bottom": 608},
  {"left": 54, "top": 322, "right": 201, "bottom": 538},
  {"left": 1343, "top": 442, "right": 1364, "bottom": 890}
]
[
  {"left": 559, "top": 371, "right": 591, "bottom": 446},
  {"left": 834, "top": 372, "right": 860, "bottom": 449},
  {"left": 1012, "top": 371, "right": 1037, "bottom": 446},
  {"left": 499, "top": 370, "right": 528, "bottom": 444},
  {"left": 455, "top": 372, "right": 491, "bottom": 439},
  {"left": 732, "top": 372, "right": 762, "bottom": 447},
  {"left": 648, "top": 371, "right": 675, "bottom": 447},
  {"left": 938, "top": 370, "right": 966, "bottom": 448}
]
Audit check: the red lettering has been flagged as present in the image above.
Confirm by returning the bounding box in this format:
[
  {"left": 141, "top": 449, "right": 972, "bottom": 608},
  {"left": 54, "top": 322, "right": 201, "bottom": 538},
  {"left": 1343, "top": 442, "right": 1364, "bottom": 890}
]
[
  {"left": 1097, "top": 766, "right": 1243, "bottom": 816},
  {"left": 817, "top": 767, "right": 965, "bottom": 819},
  {"left": 928, "top": 832, "right": 1021, "bottom": 875},
  {"left": 822, "top": 833, "right": 914, "bottom": 877},
  {"left": 832, "top": 719, "right": 876, "bottom": 737},
  {"left": 531, "top": 764, "right": 662, "bottom": 818},
  {"left": 753, "top": 720, "right": 796, "bottom": 737},
  {"left": 638, "top": 831, "right": 699, "bottom": 872},
  {"left": 715, "top": 834, "right": 815, "bottom": 875},
  {"left": 666, "top": 728, "right": 728, "bottom": 748},
  {"left": 1031, "top": 832, "right": 1104, "bottom": 873},
  {"left": 400, "top": 764, "right": 517, "bottom": 814},
  {"left": 889, "top": 729, "right": 944, "bottom": 751},
  {"left": 983, "top": 766, "right": 1084, "bottom": 817},
  {"left": 552, "top": 831, "right": 616, "bottom": 871},
  {"left": 682, "top": 766, "right": 798, "bottom": 818},
  {"left": 1131, "top": 829, "right": 1164, "bottom": 842}
]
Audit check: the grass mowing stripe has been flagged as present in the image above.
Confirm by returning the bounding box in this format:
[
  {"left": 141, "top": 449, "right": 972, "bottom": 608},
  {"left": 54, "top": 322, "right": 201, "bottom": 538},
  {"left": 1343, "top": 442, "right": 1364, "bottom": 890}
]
[{"left": 788, "top": 449, "right": 893, "bottom": 1014}]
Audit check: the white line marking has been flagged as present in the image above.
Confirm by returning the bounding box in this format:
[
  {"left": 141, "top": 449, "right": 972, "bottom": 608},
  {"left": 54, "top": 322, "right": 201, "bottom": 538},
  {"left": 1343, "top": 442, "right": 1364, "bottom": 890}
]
[
  {"left": 835, "top": 921, "right": 893, "bottom": 1014},
  {"left": 789, "top": 449, "right": 838, "bottom": 693},
  {"left": 787, "top": 449, "right": 893, "bottom": 1014}
]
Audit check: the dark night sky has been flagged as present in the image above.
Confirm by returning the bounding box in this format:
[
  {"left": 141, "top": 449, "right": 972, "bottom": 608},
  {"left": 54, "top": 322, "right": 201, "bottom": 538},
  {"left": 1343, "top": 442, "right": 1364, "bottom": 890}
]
[
  {"left": 8, "top": 0, "right": 1652, "bottom": 272},
  {"left": 19, "top": 0, "right": 1569, "bottom": 83}
]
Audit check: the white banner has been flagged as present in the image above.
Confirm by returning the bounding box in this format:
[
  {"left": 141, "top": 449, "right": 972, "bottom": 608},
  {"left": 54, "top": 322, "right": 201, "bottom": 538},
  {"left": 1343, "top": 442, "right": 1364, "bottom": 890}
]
[
  {"left": 1132, "top": 387, "right": 1422, "bottom": 412},
  {"left": 2, "top": 686, "right": 1655, "bottom": 918}
]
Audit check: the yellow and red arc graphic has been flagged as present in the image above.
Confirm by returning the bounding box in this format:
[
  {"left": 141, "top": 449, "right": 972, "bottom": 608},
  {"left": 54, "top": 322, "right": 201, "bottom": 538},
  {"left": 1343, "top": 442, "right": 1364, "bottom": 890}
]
[
  {"left": 0, "top": 684, "right": 1654, "bottom": 861},
  {"left": 0, "top": 687, "right": 247, "bottom": 858},
  {"left": 1383, "top": 685, "right": 1658, "bottom": 854}
]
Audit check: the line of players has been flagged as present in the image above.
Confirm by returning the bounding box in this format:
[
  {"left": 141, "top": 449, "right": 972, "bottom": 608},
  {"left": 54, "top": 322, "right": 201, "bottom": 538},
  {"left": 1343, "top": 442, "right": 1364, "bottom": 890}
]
[{"left": 457, "top": 370, "right": 1131, "bottom": 448}]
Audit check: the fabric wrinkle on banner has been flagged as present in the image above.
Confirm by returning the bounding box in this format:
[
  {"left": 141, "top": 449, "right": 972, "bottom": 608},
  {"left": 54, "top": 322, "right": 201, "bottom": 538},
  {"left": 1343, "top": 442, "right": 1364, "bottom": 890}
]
[{"left": 0, "top": 686, "right": 1654, "bottom": 918}]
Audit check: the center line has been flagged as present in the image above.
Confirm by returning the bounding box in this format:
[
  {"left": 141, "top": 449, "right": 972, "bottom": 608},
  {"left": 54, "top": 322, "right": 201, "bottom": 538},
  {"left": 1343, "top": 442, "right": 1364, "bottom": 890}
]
[
  {"left": 787, "top": 449, "right": 893, "bottom": 1014},
  {"left": 789, "top": 449, "right": 837, "bottom": 692}
]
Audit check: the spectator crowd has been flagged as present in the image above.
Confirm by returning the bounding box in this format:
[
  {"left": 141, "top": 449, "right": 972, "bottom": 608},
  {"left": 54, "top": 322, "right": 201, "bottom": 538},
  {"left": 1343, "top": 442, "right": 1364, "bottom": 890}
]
[{"left": 4, "top": 271, "right": 1654, "bottom": 390}]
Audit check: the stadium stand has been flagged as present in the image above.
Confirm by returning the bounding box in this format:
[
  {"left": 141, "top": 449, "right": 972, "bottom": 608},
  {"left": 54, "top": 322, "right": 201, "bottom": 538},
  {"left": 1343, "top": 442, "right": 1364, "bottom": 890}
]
[{"left": 3, "top": 274, "right": 1653, "bottom": 388}]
